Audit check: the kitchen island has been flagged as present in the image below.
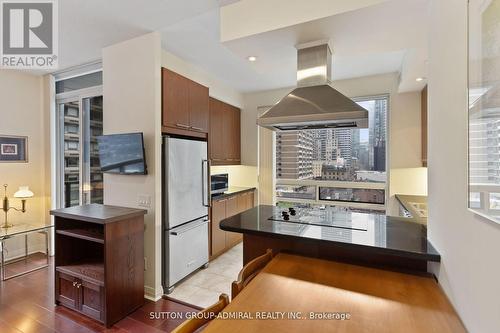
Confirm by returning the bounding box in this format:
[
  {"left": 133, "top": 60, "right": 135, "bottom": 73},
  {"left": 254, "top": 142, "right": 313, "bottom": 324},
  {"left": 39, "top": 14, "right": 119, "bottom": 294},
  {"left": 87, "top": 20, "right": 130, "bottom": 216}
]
[{"left": 220, "top": 205, "right": 439, "bottom": 273}]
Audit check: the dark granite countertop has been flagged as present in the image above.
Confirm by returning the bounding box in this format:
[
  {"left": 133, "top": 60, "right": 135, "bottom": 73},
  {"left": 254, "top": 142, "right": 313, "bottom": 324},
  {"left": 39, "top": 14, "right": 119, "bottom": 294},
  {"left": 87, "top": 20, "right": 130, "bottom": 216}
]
[
  {"left": 395, "top": 194, "right": 427, "bottom": 224},
  {"left": 220, "top": 205, "right": 440, "bottom": 262},
  {"left": 211, "top": 186, "right": 256, "bottom": 201},
  {"left": 50, "top": 204, "right": 147, "bottom": 224}
]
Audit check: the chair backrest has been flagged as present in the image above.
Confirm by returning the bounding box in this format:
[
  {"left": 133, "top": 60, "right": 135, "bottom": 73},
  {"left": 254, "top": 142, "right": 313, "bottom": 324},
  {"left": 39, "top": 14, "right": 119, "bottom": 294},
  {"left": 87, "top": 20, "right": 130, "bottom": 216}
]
[
  {"left": 231, "top": 248, "right": 273, "bottom": 299},
  {"left": 171, "top": 293, "right": 230, "bottom": 333}
]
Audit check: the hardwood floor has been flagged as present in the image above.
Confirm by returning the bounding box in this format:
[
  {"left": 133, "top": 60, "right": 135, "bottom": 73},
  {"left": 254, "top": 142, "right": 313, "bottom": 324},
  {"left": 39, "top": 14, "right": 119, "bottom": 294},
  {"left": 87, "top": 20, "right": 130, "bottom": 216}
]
[{"left": 0, "top": 254, "right": 199, "bottom": 333}]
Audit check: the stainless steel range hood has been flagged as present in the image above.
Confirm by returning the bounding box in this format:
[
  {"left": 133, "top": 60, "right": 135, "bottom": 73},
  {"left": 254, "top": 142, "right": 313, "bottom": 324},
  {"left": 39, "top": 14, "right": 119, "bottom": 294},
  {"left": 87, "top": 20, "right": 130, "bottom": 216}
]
[{"left": 257, "top": 42, "right": 368, "bottom": 131}]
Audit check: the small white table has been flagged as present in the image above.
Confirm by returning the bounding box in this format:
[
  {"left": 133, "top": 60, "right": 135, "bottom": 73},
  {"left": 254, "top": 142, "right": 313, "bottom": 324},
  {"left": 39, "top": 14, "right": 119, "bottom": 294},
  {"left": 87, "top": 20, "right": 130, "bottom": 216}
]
[{"left": 0, "top": 223, "right": 52, "bottom": 281}]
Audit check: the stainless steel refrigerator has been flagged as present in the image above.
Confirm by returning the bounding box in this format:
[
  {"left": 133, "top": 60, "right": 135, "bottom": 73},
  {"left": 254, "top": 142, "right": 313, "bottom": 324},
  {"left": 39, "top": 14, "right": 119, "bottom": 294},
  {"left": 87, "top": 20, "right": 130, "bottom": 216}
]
[{"left": 162, "top": 136, "right": 210, "bottom": 294}]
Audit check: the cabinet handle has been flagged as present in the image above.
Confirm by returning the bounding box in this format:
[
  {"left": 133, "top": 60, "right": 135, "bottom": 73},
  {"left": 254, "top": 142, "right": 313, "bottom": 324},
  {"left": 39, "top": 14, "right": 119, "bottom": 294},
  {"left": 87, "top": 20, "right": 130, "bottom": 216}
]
[
  {"left": 191, "top": 126, "right": 204, "bottom": 131},
  {"left": 76, "top": 283, "right": 82, "bottom": 288},
  {"left": 176, "top": 123, "right": 190, "bottom": 129},
  {"left": 72, "top": 281, "right": 78, "bottom": 287}
]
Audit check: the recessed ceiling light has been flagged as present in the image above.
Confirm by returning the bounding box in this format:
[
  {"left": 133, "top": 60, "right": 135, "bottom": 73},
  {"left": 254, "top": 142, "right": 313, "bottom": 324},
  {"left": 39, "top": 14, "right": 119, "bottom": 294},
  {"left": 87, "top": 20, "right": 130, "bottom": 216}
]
[
  {"left": 416, "top": 77, "right": 426, "bottom": 82},
  {"left": 247, "top": 56, "right": 257, "bottom": 62}
]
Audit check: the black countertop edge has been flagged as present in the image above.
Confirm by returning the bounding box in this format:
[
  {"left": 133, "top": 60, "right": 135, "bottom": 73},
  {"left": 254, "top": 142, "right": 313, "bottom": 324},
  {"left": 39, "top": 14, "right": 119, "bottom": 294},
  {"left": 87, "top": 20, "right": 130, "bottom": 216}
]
[
  {"left": 220, "top": 221, "right": 441, "bottom": 262},
  {"left": 211, "top": 186, "right": 256, "bottom": 201}
]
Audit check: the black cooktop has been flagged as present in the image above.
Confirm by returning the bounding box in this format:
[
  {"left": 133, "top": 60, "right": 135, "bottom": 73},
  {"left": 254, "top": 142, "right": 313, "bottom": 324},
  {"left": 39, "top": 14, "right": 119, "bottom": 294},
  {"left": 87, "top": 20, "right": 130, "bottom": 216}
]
[{"left": 268, "top": 207, "right": 370, "bottom": 231}]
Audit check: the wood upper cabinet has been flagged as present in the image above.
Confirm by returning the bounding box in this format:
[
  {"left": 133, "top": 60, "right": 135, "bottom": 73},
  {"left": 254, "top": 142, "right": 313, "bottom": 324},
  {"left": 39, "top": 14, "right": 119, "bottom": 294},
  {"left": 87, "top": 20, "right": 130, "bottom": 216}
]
[
  {"left": 188, "top": 80, "right": 209, "bottom": 132},
  {"left": 421, "top": 85, "right": 428, "bottom": 167},
  {"left": 209, "top": 98, "right": 225, "bottom": 161},
  {"left": 162, "top": 68, "right": 189, "bottom": 128},
  {"left": 162, "top": 68, "right": 209, "bottom": 136},
  {"left": 228, "top": 104, "right": 241, "bottom": 162},
  {"left": 209, "top": 97, "right": 241, "bottom": 165}
]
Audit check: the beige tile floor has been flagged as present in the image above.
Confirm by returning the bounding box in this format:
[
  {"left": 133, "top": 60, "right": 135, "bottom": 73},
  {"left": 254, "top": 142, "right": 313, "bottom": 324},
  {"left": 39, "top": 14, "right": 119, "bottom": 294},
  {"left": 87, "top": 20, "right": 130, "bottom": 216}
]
[{"left": 168, "top": 242, "right": 243, "bottom": 308}]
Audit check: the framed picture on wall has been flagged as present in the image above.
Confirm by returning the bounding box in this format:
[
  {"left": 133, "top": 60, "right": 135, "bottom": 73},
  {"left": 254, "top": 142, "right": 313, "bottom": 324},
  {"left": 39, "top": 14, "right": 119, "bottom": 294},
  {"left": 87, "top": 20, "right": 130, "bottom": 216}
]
[
  {"left": 0, "top": 135, "right": 28, "bottom": 162},
  {"left": 468, "top": 0, "right": 500, "bottom": 224}
]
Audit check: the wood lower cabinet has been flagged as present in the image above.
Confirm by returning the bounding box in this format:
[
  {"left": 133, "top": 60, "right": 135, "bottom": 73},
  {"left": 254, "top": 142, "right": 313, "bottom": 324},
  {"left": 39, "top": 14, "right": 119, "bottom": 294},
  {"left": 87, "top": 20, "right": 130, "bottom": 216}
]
[
  {"left": 162, "top": 68, "right": 209, "bottom": 138},
  {"left": 209, "top": 97, "right": 241, "bottom": 165},
  {"left": 51, "top": 205, "right": 146, "bottom": 328},
  {"left": 56, "top": 271, "right": 79, "bottom": 310},
  {"left": 210, "top": 190, "right": 255, "bottom": 258},
  {"left": 211, "top": 199, "right": 227, "bottom": 257}
]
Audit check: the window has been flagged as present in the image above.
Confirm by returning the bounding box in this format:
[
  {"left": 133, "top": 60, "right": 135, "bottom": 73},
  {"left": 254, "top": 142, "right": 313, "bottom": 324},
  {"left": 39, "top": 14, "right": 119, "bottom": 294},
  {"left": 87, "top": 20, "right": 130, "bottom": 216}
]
[
  {"left": 275, "top": 95, "right": 388, "bottom": 210},
  {"left": 56, "top": 72, "right": 104, "bottom": 208}
]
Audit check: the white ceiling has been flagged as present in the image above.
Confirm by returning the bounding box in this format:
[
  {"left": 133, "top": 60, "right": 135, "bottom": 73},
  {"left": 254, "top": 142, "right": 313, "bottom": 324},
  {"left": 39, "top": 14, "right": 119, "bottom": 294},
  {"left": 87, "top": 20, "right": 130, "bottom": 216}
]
[
  {"left": 52, "top": 0, "right": 427, "bottom": 93},
  {"left": 56, "top": 0, "right": 220, "bottom": 70}
]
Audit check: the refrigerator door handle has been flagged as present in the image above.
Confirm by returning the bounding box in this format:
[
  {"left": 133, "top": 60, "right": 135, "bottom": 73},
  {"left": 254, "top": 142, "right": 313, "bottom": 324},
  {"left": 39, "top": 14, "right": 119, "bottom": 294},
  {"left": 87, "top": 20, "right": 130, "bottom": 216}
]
[
  {"left": 202, "top": 159, "right": 211, "bottom": 207},
  {"left": 170, "top": 218, "right": 209, "bottom": 236}
]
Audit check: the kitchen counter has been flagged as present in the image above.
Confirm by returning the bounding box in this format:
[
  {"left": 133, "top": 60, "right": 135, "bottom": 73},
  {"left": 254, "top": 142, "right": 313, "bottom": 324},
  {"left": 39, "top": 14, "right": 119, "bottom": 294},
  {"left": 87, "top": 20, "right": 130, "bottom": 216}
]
[
  {"left": 211, "top": 186, "right": 256, "bottom": 201},
  {"left": 220, "top": 205, "right": 440, "bottom": 273},
  {"left": 396, "top": 194, "right": 428, "bottom": 224}
]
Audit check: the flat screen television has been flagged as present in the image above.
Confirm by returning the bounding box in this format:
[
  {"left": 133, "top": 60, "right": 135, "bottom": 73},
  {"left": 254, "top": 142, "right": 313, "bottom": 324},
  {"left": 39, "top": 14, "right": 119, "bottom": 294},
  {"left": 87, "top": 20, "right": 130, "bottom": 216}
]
[{"left": 97, "top": 133, "right": 147, "bottom": 175}]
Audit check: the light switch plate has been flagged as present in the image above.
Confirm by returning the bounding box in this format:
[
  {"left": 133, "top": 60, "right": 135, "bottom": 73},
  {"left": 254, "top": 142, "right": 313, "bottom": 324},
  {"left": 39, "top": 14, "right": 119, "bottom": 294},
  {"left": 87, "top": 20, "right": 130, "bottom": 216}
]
[{"left": 137, "top": 194, "right": 151, "bottom": 208}]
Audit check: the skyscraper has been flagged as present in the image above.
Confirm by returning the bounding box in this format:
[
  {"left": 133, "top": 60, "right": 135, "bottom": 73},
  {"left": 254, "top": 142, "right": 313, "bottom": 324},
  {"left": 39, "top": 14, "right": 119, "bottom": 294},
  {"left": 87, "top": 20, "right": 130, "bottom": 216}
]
[{"left": 276, "top": 131, "right": 314, "bottom": 179}]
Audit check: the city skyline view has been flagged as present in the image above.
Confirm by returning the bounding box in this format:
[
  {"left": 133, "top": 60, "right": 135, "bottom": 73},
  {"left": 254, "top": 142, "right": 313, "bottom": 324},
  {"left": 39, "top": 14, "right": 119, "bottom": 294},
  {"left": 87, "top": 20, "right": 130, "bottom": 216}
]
[{"left": 276, "top": 96, "right": 389, "bottom": 183}]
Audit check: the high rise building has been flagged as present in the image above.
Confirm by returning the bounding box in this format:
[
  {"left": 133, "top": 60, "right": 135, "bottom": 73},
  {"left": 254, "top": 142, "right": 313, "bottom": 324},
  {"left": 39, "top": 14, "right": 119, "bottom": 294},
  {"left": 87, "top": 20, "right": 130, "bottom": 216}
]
[
  {"left": 469, "top": 118, "right": 500, "bottom": 184},
  {"left": 276, "top": 131, "right": 314, "bottom": 179}
]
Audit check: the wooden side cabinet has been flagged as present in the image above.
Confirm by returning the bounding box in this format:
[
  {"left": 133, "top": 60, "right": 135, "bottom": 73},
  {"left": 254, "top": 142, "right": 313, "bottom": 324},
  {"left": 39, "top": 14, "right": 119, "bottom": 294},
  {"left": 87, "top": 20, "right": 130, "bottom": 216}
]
[
  {"left": 210, "top": 190, "right": 255, "bottom": 258},
  {"left": 209, "top": 97, "right": 241, "bottom": 165},
  {"left": 51, "top": 204, "right": 146, "bottom": 327},
  {"left": 162, "top": 68, "right": 209, "bottom": 138}
]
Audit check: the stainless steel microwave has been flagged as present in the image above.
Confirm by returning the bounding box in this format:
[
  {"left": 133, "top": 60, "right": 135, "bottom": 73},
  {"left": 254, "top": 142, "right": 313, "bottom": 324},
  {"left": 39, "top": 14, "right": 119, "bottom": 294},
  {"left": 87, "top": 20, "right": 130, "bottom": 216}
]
[{"left": 211, "top": 173, "right": 228, "bottom": 195}]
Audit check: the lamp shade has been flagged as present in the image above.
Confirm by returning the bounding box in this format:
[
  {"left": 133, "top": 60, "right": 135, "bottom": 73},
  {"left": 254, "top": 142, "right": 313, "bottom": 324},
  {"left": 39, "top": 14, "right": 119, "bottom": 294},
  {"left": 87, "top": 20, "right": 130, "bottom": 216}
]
[{"left": 14, "top": 186, "right": 34, "bottom": 198}]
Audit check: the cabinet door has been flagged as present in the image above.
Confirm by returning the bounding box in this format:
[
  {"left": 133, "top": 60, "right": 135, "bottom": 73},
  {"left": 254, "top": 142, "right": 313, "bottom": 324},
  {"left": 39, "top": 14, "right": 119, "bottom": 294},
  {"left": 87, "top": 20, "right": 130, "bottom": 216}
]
[
  {"left": 162, "top": 68, "right": 190, "bottom": 129},
  {"left": 237, "top": 193, "right": 247, "bottom": 214},
  {"left": 189, "top": 81, "right": 209, "bottom": 133},
  {"left": 221, "top": 103, "right": 232, "bottom": 161},
  {"left": 226, "top": 196, "right": 239, "bottom": 217},
  {"left": 225, "top": 196, "right": 242, "bottom": 246},
  {"left": 230, "top": 106, "right": 241, "bottom": 163},
  {"left": 211, "top": 199, "right": 227, "bottom": 256},
  {"left": 56, "top": 271, "right": 79, "bottom": 310},
  {"left": 223, "top": 105, "right": 241, "bottom": 164},
  {"left": 209, "top": 98, "right": 225, "bottom": 161},
  {"left": 246, "top": 191, "right": 255, "bottom": 210},
  {"left": 421, "top": 85, "right": 427, "bottom": 167},
  {"left": 80, "top": 280, "right": 104, "bottom": 322}
]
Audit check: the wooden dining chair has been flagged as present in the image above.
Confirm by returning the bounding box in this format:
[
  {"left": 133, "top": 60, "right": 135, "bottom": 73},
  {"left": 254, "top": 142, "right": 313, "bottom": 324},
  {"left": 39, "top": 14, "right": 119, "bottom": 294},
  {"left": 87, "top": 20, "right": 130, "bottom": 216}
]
[
  {"left": 231, "top": 248, "right": 273, "bottom": 299},
  {"left": 171, "top": 293, "right": 230, "bottom": 333}
]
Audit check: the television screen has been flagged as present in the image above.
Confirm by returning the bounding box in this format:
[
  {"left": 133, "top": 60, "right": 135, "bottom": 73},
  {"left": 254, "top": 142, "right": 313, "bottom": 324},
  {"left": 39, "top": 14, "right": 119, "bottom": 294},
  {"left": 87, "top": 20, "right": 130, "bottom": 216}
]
[{"left": 97, "top": 133, "right": 147, "bottom": 175}]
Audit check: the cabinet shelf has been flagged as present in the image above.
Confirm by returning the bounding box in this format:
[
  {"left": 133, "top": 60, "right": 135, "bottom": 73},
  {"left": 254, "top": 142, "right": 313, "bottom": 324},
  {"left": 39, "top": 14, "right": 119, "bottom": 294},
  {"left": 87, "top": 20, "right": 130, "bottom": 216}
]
[
  {"left": 56, "top": 262, "right": 104, "bottom": 286},
  {"left": 56, "top": 228, "right": 104, "bottom": 244}
]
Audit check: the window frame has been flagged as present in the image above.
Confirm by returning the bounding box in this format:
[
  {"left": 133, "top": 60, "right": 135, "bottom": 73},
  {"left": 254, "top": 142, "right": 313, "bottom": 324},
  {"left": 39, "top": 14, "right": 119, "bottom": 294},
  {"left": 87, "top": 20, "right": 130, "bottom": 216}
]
[{"left": 274, "top": 94, "right": 390, "bottom": 211}]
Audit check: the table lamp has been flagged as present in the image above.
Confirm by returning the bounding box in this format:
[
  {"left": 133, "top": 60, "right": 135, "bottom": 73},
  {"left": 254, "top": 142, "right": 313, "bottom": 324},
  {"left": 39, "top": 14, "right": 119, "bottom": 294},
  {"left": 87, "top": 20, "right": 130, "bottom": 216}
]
[{"left": 2, "top": 184, "right": 34, "bottom": 228}]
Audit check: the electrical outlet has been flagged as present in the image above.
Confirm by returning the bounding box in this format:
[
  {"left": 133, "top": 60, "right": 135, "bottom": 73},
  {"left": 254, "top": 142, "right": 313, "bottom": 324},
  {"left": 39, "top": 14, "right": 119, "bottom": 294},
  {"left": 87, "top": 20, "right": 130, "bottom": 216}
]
[{"left": 137, "top": 194, "right": 151, "bottom": 208}]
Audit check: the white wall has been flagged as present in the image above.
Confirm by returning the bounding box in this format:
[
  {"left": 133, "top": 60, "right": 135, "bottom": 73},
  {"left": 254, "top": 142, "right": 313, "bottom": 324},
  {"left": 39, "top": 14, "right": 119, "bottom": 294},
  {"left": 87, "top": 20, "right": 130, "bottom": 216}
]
[
  {"left": 102, "top": 32, "right": 163, "bottom": 300},
  {"left": 242, "top": 73, "right": 426, "bottom": 213},
  {"left": 427, "top": 1, "right": 500, "bottom": 332},
  {"left": 0, "top": 70, "right": 51, "bottom": 258}
]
